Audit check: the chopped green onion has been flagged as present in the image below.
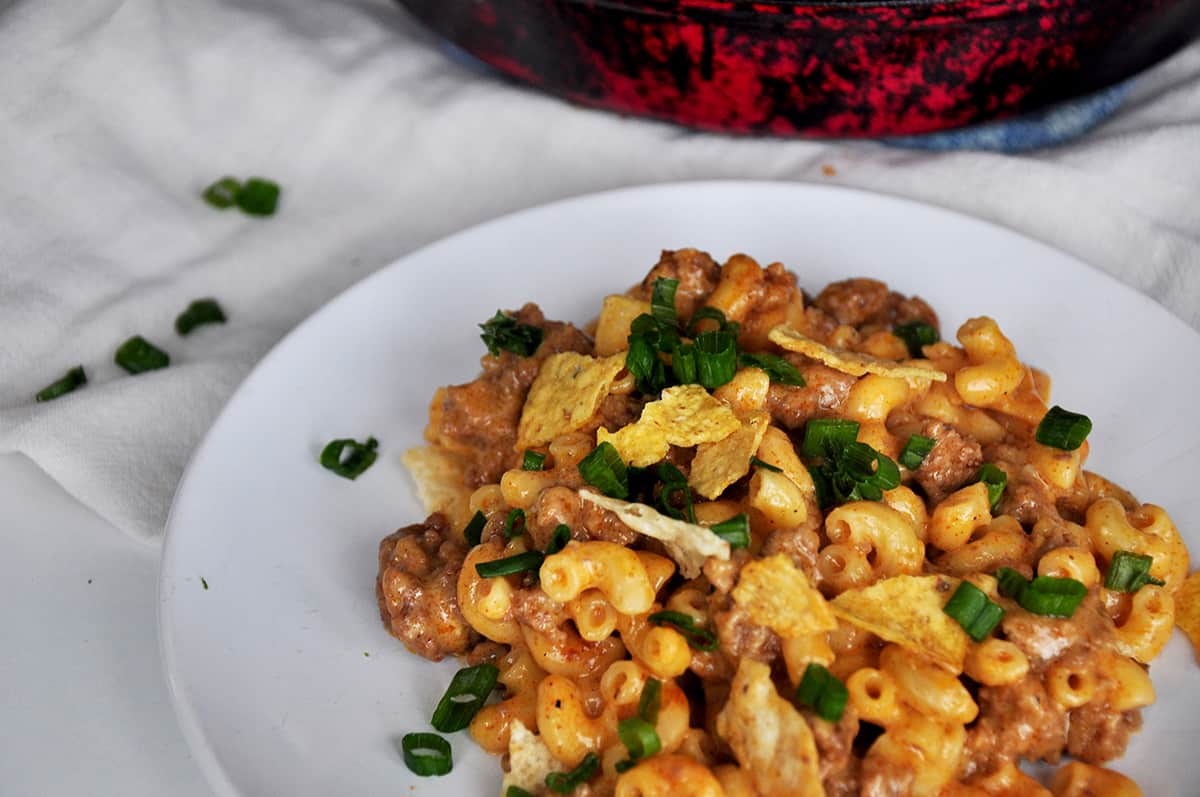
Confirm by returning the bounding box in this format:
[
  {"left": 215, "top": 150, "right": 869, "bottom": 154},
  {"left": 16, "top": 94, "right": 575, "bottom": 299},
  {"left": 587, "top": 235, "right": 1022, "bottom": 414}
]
[
  {"left": 631, "top": 313, "right": 681, "bottom": 353},
  {"left": 656, "top": 462, "right": 695, "bottom": 524},
  {"left": 694, "top": 330, "right": 737, "bottom": 389},
  {"left": 738, "top": 352, "right": 806, "bottom": 387},
  {"left": 893, "top": 321, "right": 940, "bottom": 358},
  {"left": 996, "top": 568, "right": 1088, "bottom": 617},
  {"left": 235, "top": 177, "right": 281, "bottom": 216},
  {"left": 480, "top": 311, "right": 544, "bottom": 358},
  {"left": 750, "top": 456, "right": 783, "bottom": 473},
  {"left": 942, "top": 581, "right": 1005, "bottom": 642},
  {"left": 898, "top": 434, "right": 935, "bottom": 470},
  {"left": 650, "top": 278, "right": 679, "bottom": 327},
  {"left": 35, "top": 366, "right": 87, "bottom": 402},
  {"left": 431, "top": 663, "right": 500, "bottom": 732},
  {"left": 995, "top": 567, "right": 1029, "bottom": 600},
  {"left": 578, "top": 441, "right": 629, "bottom": 499},
  {"left": 687, "top": 307, "right": 735, "bottom": 336},
  {"left": 647, "top": 610, "right": 718, "bottom": 651},
  {"left": 504, "top": 508, "right": 526, "bottom": 539},
  {"left": 522, "top": 450, "right": 547, "bottom": 471},
  {"left": 1035, "top": 406, "right": 1092, "bottom": 451},
  {"left": 796, "top": 663, "right": 848, "bottom": 723},
  {"left": 627, "top": 333, "right": 668, "bottom": 394},
  {"left": 175, "top": 298, "right": 227, "bottom": 336},
  {"left": 670, "top": 343, "right": 697, "bottom": 386},
  {"left": 401, "top": 732, "right": 452, "bottom": 776},
  {"left": 710, "top": 513, "right": 750, "bottom": 549},
  {"left": 978, "top": 464, "right": 1007, "bottom": 512},
  {"left": 507, "top": 788, "right": 535, "bottom": 797},
  {"left": 201, "top": 176, "right": 241, "bottom": 209},
  {"left": 809, "top": 465, "right": 834, "bottom": 510},
  {"left": 545, "top": 524, "right": 572, "bottom": 556},
  {"left": 463, "top": 510, "right": 487, "bottom": 547},
  {"left": 841, "top": 443, "right": 901, "bottom": 502},
  {"left": 319, "top": 436, "right": 379, "bottom": 480},
  {"left": 617, "top": 717, "right": 662, "bottom": 762},
  {"left": 475, "top": 551, "right": 545, "bottom": 579},
  {"left": 801, "top": 419, "right": 861, "bottom": 459},
  {"left": 1104, "top": 551, "right": 1165, "bottom": 592},
  {"left": 545, "top": 752, "right": 600, "bottom": 793},
  {"left": 638, "top": 678, "right": 662, "bottom": 724},
  {"left": 114, "top": 335, "right": 170, "bottom": 374}
]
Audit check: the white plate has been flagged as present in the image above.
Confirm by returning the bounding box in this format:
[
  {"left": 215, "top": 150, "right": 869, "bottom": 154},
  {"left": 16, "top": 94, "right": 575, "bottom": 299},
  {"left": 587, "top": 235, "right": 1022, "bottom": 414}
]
[{"left": 160, "top": 181, "right": 1200, "bottom": 797}]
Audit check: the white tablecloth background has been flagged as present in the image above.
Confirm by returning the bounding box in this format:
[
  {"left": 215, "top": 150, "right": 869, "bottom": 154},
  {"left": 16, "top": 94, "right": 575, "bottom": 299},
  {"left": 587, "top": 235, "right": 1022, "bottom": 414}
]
[{"left": 2, "top": 0, "right": 1199, "bottom": 542}]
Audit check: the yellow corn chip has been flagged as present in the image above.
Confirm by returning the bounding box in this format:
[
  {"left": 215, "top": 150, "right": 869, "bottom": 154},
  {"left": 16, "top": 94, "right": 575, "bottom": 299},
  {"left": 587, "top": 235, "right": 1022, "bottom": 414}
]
[
  {"left": 830, "top": 574, "right": 969, "bottom": 672},
  {"left": 578, "top": 491, "right": 729, "bottom": 578},
  {"left": 502, "top": 720, "right": 559, "bottom": 795},
  {"left": 517, "top": 352, "right": 626, "bottom": 449},
  {"left": 594, "top": 294, "right": 651, "bottom": 356},
  {"left": 769, "top": 325, "right": 947, "bottom": 383},
  {"left": 401, "top": 446, "right": 472, "bottom": 530},
  {"left": 599, "top": 384, "right": 740, "bottom": 468},
  {"left": 689, "top": 410, "right": 770, "bottom": 499},
  {"left": 733, "top": 554, "right": 836, "bottom": 639},
  {"left": 716, "top": 659, "right": 825, "bottom": 797},
  {"left": 1175, "top": 572, "right": 1200, "bottom": 664}
]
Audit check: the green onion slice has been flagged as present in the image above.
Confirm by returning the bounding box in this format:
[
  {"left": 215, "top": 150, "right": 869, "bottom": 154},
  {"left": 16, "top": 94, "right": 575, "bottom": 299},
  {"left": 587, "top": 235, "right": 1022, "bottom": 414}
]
[
  {"left": 898, "top": 434, "right": 935, "bottom": 470},
  {"left": 475, "top": 551, "right": 545, "bottom": 579},
  {"left": 1104, "top": 550, "right": 1165, "bottom": 592},
  {"left": 801, "top": 419, "right": 861, "bottom": 459},
  {"left": 545, "top": 752, "right": 600, "bottom": 793},
  {"left": 545, "top": 524, "right": 572, "bottom": 556},
  {"left": 710, "top": 513, "right": 750, "bottom": 549},
  {"left": 650, "top": 278, "right": 679, "bottom": 327},
  {"left": 235, "top": 176, "right": 281, "bottom": 216},
  {"left": 319, "top": 436, "right": 379, "bottom": 480},
  {"left": 463, "top": 510, "right": 487, "bottom": 547},
  {"left": 796, "top": 663, "right": 848, "bottom": 723},
  {"left": 638, "top": 678, "right": 662, "bottom": 724},
  {"left": 893, "top": 321, "right": 940, "bottom": 358},
  {"left": 656, "top": 462, "right": 695, "bottom": 524},
  {"left": 480, "top": 311, "right": 544, "bottom": 358},
  {"left": 738, "top": 352, "right": 806, "bottom": 387},
  {"left": 750, "top": 456, "right": 782, "bottom": 473},
  {"left": 578, "top": 441, "right": 629, "bottom": 499},
  {"left": 1035, "top": 406, "right": 1092, "bottom": 451},
  {"left": 202, "top": 176, "right": 241, "bottom": 209},
  {"left": 942, "top": 581, "right": 1005, "bottom": 642},
  {"left": 694, "top": 330, "right": 737, "bottom": 389},
  {"left": 401, "top": 732, "right": 452, "bottom": 776},
  {"left": 809, "top": 465, "right": 834, "bottom": 510},
  {"left": 627, "top": 333, "right": 668, "bottom": 394},
  {"left": 995, "top": 567, "right": 1028, "bottom": 600},
  {"left": 114, "top": 335, "right": 170, "bottom": 374},
  {"left": 686, "top": 307, "right": 736, "bottom": 336},
  {"left": 35, "top": 365, "right": 87, "bottom": 402},
  {"left": 670, "top": 343, "right": 697, "bottom": 386},
  {"left": 647, "top": 610, "right": 718, "bottom": 651},
  {"left": 504, "top": 508, "right": 526, "bottom": 539},
  {"left": 175, "top": 298, "right": 227, "bottom": 336},
  {"left": 978, "top": 464, "right": 1008, "bottom": 512},
  {"left": 617, "top": 716, "right": 662, "bottom": 762},
  {"left": 431, "top": 663, "right": 500, "bottom": 733},
  {"left": 996, "top": 568, "right": 1087, "bottom": 617},
  {"left": 522, "top": 450, "right": 547, "bottom": 471},
  {"left": 506, "top": 788, "right": 535, "bottom": 797}
]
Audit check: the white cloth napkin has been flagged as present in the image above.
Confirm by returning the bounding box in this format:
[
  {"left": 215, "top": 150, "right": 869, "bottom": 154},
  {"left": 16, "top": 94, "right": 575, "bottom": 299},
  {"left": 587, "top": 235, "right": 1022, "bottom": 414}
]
[{"left": 2, "top": 0, "right": 1198, "bottom": 542}]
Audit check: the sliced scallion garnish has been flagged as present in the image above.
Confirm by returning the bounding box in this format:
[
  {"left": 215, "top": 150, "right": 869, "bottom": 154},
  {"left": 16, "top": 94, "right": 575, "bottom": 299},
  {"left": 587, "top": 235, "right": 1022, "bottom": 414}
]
[
  {"left": 942, "top": 581, "right": 1005, "bottom": 642},
  {"left": 401, "top": 732, "right": 452, "bottom": 776},
  {"left": 1035, "top": 406, "right": 1092, "bottom": 451},
  {"left": 795, "top": 663, "right": 848, "bottom": 722},
  {"left": 430, "top": 663, "right": 500, "bottom": 733},
  {"left": 114, "top": 335, "right": 170, "bottom": 374},
  {"left": 319, "top": 436, "right": 379, "bottom": 480},
  {"left": 35, "top": 365, "right": 87, "bottom": 402}
]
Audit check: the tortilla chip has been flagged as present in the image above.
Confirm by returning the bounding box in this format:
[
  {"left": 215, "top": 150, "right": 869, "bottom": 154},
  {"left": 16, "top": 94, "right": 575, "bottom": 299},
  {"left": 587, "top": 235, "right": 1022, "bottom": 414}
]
[
  {"left": 517, "top": 352, "right": 627, "bottom": 450},
  {"left": 733, "top": 554, "right": 837, "bottom": 639},
  {"left": 769, "top": 325, "right": 947, "bottom": 383},
  {"left": 1175, "top": 572, "right": 1200, "bottom": 664},
  {"left": 501, "top": 720, "right": 558, "bottom": 795},
  {"left": 578, "top": 491, "right": 729, "bottom": 578},
  {"left": 830, "top": 574, "right": 969, "bottom": 672},
  {"left": 594, "top": 294, "right": 651, "bottom": 356},
  {"left": 716, "top": 659, "right": 825, "bottom": 797},
  {"left": 689, "top": 411, "right": 770, "bottom": 499},
  {"left": 402, "top": 446, "right": 472, "bottom": 529},
  {"left": 598, "top": 384, "right": 740, "bottom": 468}
]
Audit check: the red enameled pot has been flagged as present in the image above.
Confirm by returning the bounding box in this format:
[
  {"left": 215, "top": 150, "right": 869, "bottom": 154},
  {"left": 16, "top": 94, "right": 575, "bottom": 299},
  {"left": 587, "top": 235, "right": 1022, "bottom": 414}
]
[{"left": 395, "top": 0, "right": 1200, "bottom": 137}]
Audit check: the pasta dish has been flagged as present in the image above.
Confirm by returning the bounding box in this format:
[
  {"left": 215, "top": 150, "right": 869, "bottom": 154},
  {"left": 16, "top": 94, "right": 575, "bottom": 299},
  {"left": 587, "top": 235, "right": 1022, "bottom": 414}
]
[{"left": 375, "top": 249, "right": 1199, "bottom": 796}]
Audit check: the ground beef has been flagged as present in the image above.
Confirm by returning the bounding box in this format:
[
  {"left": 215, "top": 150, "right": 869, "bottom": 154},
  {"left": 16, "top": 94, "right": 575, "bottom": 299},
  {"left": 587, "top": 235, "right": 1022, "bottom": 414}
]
[
  {"left": 376, "top": 513, "right": 476, "bottom": 661},
  {"left": 766, "top": 362, "right": 857, "bottom": 430},
  {"left": 986, "top": 442, "right": 1062, "bottom": 529},
  {"left": 808, "top": 706, "right": 859, "bottom": 780},
  {"left": 815, "top": 279, "right": 891, "bottom": 327},
  {"left": 914, "top": 421, "right": 984, "bottom": 505},
  {"left": 713, "top": 603, "right": 779, "bottom": 663},
  {"left": 581, "top": 392, "right": 646, "bottom": 438},
  {"left": 823, "top": 756, "right": 861, "bottom": 797},
  {"left": 738, "top": 261, "right": 802, "bottom": 348},
  {"left": 762, "top": 520, "right": 821, "bottom": 580},
  {"left": 528, "top": 485, "right": 583, "bottom": 550},
  {"left": 578, "top": 496, "right": 639, "bottom": 545},
  {"left": 964, "top": 677, "right": 1068, "bottom": 776},
  {"left": 510, "top": 588, "right": 569, "bottom": 636},
  {"left": 1067, "top": 703, "right": 1143, "bottom": 764},
  {"left": 887, "top": 292, "right": 939, "bottom": 329},
  {"left": 428, "top": 303, "right": 591, "bottom": 486},
  {"left": 632, "top": 248, "right": 721, "bottom": 323},
  {"left": 1029, "top": 516, "right": 1091, "bottom": 561}
]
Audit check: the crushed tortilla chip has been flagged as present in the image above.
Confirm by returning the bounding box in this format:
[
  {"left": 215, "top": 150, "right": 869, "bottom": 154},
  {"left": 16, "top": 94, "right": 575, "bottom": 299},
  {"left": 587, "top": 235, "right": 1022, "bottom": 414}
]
[
  {"left": 716, "top": 659, "right": 825, "bottom": 797},
  {"left": 733, "top": 554, "right": 837, "bottom": 639},
  {"left": 1175, "top": 572, "right": 1200, "bottom": 664},
  {"left": 689, "top": 410, "right": 770, "bottom": 499},
  {"left": 517, "top": 352, "right": 627, "bottom": 449},
  {"left": 830, "top": 574, "right": 969, "bottom": 672},
  {"left": 501, "top": 720, "right": 558, "bottom": 795},
  {"left": 578, "top": 491, "right": 729, "bottom": 578},
  {"left": 598, "top": 384, "right": 740, "bottom": 468},
  {"left": 769, "top": 325, "right": 947, "bottom": 383},
  {"left": 402, "top": 446, "right": 472, "bottom": 529}
]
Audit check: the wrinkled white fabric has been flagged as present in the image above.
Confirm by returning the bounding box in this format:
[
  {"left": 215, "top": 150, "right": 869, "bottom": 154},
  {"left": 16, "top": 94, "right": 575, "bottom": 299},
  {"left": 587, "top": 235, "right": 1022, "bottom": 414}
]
[{"left": 1, "top": 0, "right": 1198, "bottom": 541}]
